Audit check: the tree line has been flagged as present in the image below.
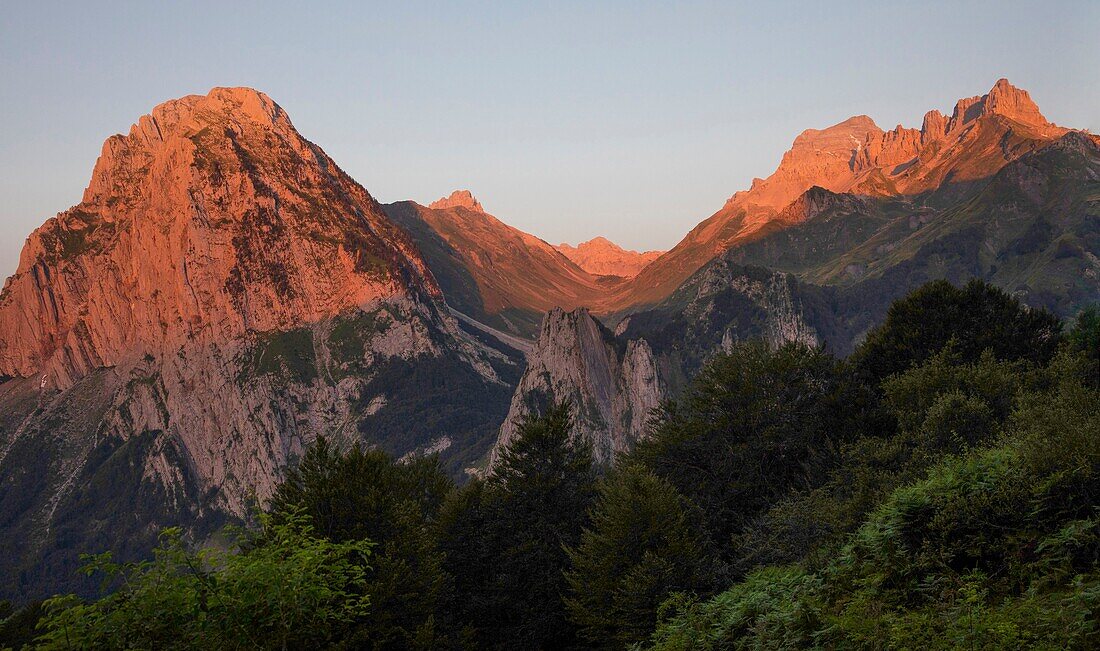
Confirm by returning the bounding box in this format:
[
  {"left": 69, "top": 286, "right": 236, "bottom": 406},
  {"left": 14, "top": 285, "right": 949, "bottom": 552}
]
[{"left": 2, "top": 279, "right": 1099, "bottom": 649}]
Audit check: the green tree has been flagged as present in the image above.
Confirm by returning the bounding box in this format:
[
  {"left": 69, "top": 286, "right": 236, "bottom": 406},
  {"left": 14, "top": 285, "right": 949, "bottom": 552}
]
[
  {"left": 1066, "top": 304, "right": 1100, "bottom": 388},
  {"left": 647, "top": 348, "right": 1100, "bottom": 650},
  {"left": 439, "top": 403, "right": 597, "bottom": 650},
  {"left": 631, "top": 341, "right": 881, "bottom": 565},
  {"left": 0, "top": 600, "right": 44, "bottom": 650},
  {"left": 565, "top": 464, "right": 715, "bottom": 649},
  {"left": 34, "top": 512, "right": 372, "bottom": 650},
  {"left": 266, "top": 438, "right": 451, "bottom": 649},
  {"left": 852, "top": 279, "right": 1062, "bottom": 384},
  {"left": 740, "top": 348, "right": 1033, "bottom": 569}
]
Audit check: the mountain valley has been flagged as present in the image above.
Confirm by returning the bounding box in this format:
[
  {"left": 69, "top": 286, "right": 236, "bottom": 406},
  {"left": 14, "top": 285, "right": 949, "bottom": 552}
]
[{"left": 0, "top": 79, "right": 1097, "bottom": 602}]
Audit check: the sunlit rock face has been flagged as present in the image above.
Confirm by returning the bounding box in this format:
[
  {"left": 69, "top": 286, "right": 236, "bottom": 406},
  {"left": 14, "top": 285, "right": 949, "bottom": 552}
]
[
  {"left": 609, "top": 79, "right": 1072, "bottom": 310},
  {"left": 0, "top": 87, "right": 442, "bottom": 388},
  {"left": 0, "top": 88, "right": 518, "bottom": 600},
  {"left": 555, "top": 237, "right": 663, "bottom": 278},
  {"left": 385, "top": 191, "right": 610, "bottom": 338},
  {"left": 490, "top": 307, "right": 662, "bottom": 466}
]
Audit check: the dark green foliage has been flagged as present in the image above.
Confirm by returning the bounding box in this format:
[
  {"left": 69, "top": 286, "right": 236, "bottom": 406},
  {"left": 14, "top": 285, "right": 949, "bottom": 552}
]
[
  {"left": 739, "top": 348, "right": 1034, "bottom": 571},
  {"left": 0, "top": 599, "right": 44, "bottom": 650},
  {"left": 250, "top": 327, "right": 318, "bottom": 383},
  {"left": 564, "top": 464, "right": 716, "bottom": 648},
  {"left": 33, "top": 513, "right": 373, "bottom": 650},
  {"left": 1067, "top": 304, "right": 1100, "bottom": 387},
  {"left": 438, "top": 404, "right": 597, "bottom": 650},
  {"left": 267, "top": 439, "right": 451, "bottom": 649},
  {"left": 631, "top": 341, "right": 883, "bottom": 566},
  {"left": 647, "top": 566, "right": 826, "bottom": 650},
  {"left": 853, "top": 279, "right": 1062, "bottom": 384},
  {"left": 648, "top": 336, "right": 1100, "bottom": 650}
]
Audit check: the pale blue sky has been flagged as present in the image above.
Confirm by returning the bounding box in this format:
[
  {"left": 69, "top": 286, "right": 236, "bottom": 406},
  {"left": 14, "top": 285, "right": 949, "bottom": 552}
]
[{"left": 2, "top": 1, "right": 1098, "bottom": 278}]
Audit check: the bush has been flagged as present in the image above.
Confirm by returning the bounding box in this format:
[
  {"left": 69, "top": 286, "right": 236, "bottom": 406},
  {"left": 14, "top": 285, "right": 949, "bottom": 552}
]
[
  {"left": 853, "top": 279, "right": 1061, "bottom": 384},
  {"left": 34, "top": 512, "right": 372, "bottom": 650},
  {"left": 565, "top": 464, "right": 716, "bottom": 648},
  {"left": 631, "top": 341, "right": 882, "bottom": 566}
]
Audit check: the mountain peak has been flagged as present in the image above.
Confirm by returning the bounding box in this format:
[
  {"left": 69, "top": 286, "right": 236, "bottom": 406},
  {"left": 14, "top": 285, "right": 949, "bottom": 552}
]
[
  {"left": 3, "top": 88, "right": 439, "bottom": 386},
  {"left": 81, "top": 86, "right": 297, "bottom": 207},
  {"left": 949, "top": 78, "right": 1051, "bottom": 130},
  {"left": 555, "top": 237, "right": 663, "bottom": 278},
  {"left": 429, "top": 190, "right": 484, "bottom": 212},
  {"left": 575, "top": 236, "right": 622, "bottom": 250},
  {"left": 789, "top": 115, "right": 883, "bottom": 152},
  {"left": 136, "top": 86, "right": 287, "bottom": 141},
  {"left": 983, "top": 78, "right": 1048, "bottom": 126}
]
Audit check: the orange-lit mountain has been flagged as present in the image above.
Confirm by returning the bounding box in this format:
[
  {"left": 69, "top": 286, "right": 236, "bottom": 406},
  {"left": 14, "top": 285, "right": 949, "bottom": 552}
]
[
  {"left": 554, "top": 237, "right": 663, "bottom": 278},
  {"left": 0, "top": 89, "right": 521, "bottom": 600},
  {"left": 0, "top": 88, "right": 440, "bottom": 387},
  {"left": 2, "top": 79, "right": 1097, "bottom": 602},
  {"left": 610, "top": 79, "right": 1072, "bottom": 309},
  {"left": 493, "top": 79, "right": 1098, "bottom": 471},
  {"left": 385, "top": 191, "right": 613, "bottom": 336}
]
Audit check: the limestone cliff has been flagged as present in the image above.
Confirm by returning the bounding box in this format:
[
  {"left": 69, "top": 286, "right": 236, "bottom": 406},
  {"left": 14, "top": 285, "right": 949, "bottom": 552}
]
[
  {"left": 611, "top": 79, "right": 1072, "bottom": 309},
  {"left": 490, "top": 264, "right": 831, "bottom": 469},
  {"left": 490, "top": 308, "right": 661, "bottom": 466},
  {"left": 0, "top": 89, "right": 519, "bottom": 600}
]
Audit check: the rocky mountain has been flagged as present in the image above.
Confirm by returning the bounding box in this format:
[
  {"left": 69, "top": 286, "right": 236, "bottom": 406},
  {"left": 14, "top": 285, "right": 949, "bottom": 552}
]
[
  {"left": 491, "top": 307, "right": 661, "bottom": 466},
  {"left": 610, "top": 79, "right": 1075, "bottom": 310},
  {"left": 2, "top": 78, "right": 1097, "bottom": 601},
  {"left": 0, "top": 89, "right": 521, "bottom": 600},
  {"left": 384, "top": 191, "right": 612, "bottom": 337},
  {"left": 554, "top": 237, "right": 663, "bottom": 278},
  {"left": 718, "top": 126, "right": 1100, "bottom": 330},
  {"left": 490, "top": 263, "right": 838, "bottom": 468},
  {"left": 490, "top": 80, "right": 1099, "bottom": 469}
]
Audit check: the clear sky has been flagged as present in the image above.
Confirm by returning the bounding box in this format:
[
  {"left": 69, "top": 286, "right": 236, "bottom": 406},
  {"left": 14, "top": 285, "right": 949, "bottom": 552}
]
[{"left": 2, "top": 1, "right": 1098, "bottom": 279}]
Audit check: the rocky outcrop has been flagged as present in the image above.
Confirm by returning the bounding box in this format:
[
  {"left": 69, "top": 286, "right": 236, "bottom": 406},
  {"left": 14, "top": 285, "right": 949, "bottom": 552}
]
[
  {"left": 490, "top": 263, "right": 830, "bottom": 470},
  {"left": 429, "top": 189, "right": 484, "bottom": 212},
  {"left": 610, "top": 79, "right": 1072, "bottom": 310},
  {"left": 490, "top": 308, "right": 662, "bottom": 466},
  {"left": 0, "top": 89, "right": 520, "bottom": 600},
  {"left": 555, "top": 237, "right": 663, "bottom": 278}
]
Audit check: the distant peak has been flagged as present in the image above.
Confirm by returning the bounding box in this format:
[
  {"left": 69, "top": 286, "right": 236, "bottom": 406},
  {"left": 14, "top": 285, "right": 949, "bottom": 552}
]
[
  {"left": 576, "top": 236, "right": 623, "bottom": 251},
  {"left": 143, "top": 87, "right": 287, "bottom": 134},
  {"left": 789, "top": 115, "right": 883, "bottom": 153},
  {"left": 949, "top": 78, "right": 1050, "bottom": 129},
  {"left": 842, "top": 114, "right": 880, "bottom": 130},
  {"left": 554, "top": 237, "right": 663, "bottom": 278},
  {"left": 983, "top": 78, "right": 1048, "bottom": 126},
  {"left": 429, "top": 190, "right": 484, "bottom": 212}
]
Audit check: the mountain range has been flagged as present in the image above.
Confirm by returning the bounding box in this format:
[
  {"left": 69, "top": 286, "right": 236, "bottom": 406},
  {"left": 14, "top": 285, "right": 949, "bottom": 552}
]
[{"left": 1, "top": 79, "right": 1097, "bottom": 600}]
